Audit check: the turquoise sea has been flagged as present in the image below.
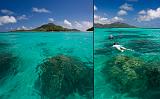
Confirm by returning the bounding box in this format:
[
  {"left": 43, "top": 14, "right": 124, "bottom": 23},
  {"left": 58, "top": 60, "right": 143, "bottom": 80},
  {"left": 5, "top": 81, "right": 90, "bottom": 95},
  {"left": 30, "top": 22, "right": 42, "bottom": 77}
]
[
  {"left": 94, "top": 28, "right": 160, "bottom": 99},
  {"left": 0, "top": 32, "right": 93, "bottom": 99}
]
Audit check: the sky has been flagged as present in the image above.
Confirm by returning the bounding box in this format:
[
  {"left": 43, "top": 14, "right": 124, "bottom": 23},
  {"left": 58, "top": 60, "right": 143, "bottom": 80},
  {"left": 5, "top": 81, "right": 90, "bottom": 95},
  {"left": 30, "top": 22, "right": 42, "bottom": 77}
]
[
  {"left": 94, "top": 0, "right": 160, "bottom": 28},
  {"left": 0, "top": 0, "right": 93, "bottom": 32}
]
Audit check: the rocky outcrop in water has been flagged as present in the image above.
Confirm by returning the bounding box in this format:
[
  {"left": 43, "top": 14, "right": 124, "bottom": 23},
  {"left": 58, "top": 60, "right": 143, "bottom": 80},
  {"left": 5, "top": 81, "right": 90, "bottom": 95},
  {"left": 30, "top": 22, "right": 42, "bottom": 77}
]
[
  {"left": 36, "top": 55, "right": 93, "bottom": 99},
  {"left": 102, "top": 55, "right": 160, "bottom": 99}
]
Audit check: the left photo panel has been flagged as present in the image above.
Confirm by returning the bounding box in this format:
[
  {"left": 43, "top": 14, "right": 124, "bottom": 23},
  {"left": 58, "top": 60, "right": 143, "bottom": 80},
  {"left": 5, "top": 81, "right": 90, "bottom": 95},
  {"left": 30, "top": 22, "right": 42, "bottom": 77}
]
[{"left": 0, "top": 0, "right": 93, "bottom": 99}]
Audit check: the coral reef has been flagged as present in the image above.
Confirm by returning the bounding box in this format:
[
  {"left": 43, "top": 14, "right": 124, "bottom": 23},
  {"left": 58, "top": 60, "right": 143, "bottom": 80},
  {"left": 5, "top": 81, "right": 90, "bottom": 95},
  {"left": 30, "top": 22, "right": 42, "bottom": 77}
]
[
  {"left": 102, "top": 55, "right": 160, "bottom": 98},
  {"left": 36, "top": 55, "right": 93, "bottom": 99}
]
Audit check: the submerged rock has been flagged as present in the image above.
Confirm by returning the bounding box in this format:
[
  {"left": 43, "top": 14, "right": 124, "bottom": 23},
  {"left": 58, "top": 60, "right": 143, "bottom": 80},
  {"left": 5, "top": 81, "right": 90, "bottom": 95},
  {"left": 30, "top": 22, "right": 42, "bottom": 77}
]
[
  {"left": 102, "top": 55, "right": 160, "bottom": 98},
  {"left": 102, "top": 55, "right": 146, "bottom": 95},
  {"left": 36, "top": 55, "right": 93, "bottom": 99}
]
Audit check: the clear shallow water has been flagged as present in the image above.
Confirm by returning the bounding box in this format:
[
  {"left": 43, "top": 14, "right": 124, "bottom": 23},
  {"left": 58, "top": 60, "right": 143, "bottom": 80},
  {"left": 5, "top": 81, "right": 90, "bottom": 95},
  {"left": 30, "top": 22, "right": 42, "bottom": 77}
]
[
  {"left": 94, "top": 28, "right": 160, "bottom": 99},
  {"left": 0, "top": 32, "right": 93, "bottom": 99}
]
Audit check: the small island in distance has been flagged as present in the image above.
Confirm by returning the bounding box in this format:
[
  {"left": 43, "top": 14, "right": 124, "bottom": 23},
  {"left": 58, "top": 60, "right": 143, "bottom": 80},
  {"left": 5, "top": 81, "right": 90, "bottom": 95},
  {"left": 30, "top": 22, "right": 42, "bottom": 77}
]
[
  {"left": 94, "top": 22, "right": 137, "bottom": 28},
  {"left": 86, "top": 27, "right": 94, "bottom": 31},
  {"left": 11, "top": 23, "right": 80, "bottom": 32}
]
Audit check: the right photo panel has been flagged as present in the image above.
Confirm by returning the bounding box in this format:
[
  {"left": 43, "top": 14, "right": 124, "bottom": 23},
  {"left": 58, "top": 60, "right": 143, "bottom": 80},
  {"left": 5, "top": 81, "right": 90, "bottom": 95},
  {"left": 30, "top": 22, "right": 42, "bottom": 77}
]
[{"left": 94, "top": 0, "right": 160, "bottom": 99}]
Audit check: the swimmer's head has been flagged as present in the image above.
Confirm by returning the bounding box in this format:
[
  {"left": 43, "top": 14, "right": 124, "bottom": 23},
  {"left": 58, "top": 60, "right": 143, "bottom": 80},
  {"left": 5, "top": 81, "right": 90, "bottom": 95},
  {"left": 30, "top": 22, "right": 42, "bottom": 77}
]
[{"left": 109, "top": 35, "right": 113, "bottom": 39}]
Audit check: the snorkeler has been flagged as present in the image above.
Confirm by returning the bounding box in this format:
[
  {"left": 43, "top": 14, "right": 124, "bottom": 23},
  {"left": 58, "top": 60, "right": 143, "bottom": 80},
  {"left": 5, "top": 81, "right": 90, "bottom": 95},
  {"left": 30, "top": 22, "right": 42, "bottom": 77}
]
[
  {"left": 112, "top": 43, "right": 132, "bottom": 52},
  {"left": 109, "top": 34, "right": 114, "bottom": 39}
]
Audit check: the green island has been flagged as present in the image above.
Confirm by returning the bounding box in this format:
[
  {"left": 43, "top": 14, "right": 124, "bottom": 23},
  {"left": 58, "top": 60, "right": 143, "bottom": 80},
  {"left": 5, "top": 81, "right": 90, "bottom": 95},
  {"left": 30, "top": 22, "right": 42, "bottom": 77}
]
[
  {"left": 94, "top": 22, "right": 137, "bottom": 28},
  {"left": 11, "top": 23, "right": 80, "bottom": 32}
]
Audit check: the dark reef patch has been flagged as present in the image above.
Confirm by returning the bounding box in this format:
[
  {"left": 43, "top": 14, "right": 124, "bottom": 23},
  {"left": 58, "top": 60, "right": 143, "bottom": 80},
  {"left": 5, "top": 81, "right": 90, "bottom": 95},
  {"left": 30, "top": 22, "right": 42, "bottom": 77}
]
[
  {"left": 36, "top": 55, "right": 93, "bottom": 99},
  {"left": 105, "top": 30, "right": 141, "bottom": 34},
  {"left": 36, "top": 42, "right": 47, "bottom": 47},
  {"left": 0, "top": 53, "right": 17, "bottom": 80},
  {"left": 113, "top": 34, "right": 153, "bottom": 40},
  {"left": 0, "top": 41, "right": 11, "bottom": 48},
  {"left": 127, "top": 39, "right": 160, "bottom": 53},
  {"left": 102, "top": 55, "right": 160, "bottom": 99}
]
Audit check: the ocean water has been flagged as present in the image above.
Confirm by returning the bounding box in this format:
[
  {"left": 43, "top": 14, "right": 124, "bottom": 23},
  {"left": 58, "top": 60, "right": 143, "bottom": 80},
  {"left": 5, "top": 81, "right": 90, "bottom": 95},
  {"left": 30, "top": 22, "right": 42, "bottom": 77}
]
[
  {"left": 0, "top": 32, "right": 93, "bottom": 99},
  {"left": 94, "top": 28, "right": 160, "bottom": 99}
]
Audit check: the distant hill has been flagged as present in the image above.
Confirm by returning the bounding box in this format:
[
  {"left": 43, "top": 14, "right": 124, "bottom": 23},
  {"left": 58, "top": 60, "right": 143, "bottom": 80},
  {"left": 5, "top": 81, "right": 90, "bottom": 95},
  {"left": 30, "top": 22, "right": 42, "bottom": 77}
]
[
  {"left": 11, "top": 23, "right": 80, "bottom": 32},
  {"left": 94, "top": 22, "right": 137, "bottom": 28},
  {"left": 86, "top": 27, "right": 94, "bottom": 31}
]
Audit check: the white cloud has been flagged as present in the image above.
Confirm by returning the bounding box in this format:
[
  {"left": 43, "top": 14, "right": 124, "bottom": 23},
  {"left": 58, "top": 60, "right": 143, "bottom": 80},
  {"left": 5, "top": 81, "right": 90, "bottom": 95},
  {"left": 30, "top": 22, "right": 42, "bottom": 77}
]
[
  {"left": 48, "top": 18, "right": 54, "bottom": 22},
  {"left": 137, "top": 7, "right": 160, "bottom": 21},
  {"left": 21, "top": 26, "right": 28, "bottom": 30},
  {"left": 0, "top": 16, "right": 17, "bottom": 25},
  {"left": 94, "top": 15, "right": 110, "bottom": 24},
  {"left": 61, "top": 20, "right": 92, "bottom": 31},
  {"left": 120, "top": 3, "right": 133, "bottom": 11},
  {"left": 81, "top": 21, "right": 93, "bottom": 30},
  {"left": 64, "top": 19, "right": 72, "bottom": 27},
  {"left": 32, "top": 7, "right": 50, "bottom": 13},
  {"left": 138, "top": 10, "right": 146, "bottom": 15},
  {"left": 17, "top": 26, "right": 27, "bottom": 30},
  {"left": 118, "top": 10, "right": 127, "bottom": 16},
  {"left": 94, "top": 14, "right": 123, "bottom": 24},
  {"left": 117, "top": 3, "right": 133, "bottom": 16},
  {"left": 75, "top": 21, "right": 82, "bottom": 28},
  {"left": 94, "top": 5, "right": 97, "bottom": 11},
  {"left": 16, "top": 26, "right": 32, "bottom": 30},
  {"left": 74, "top": 21, "right": 92, "bottom": 31},
  {"left": 1, "top": 9, "right": 14, "bottom": 15},
  {"left": 112, "top": 16, "right": 124, "bottom": 22},
  {"left": 17, "top": 15, "right": 28, "bottom": 20},
  {"left": 22, "top": 26, "right": 28, "bottom": 30}
]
